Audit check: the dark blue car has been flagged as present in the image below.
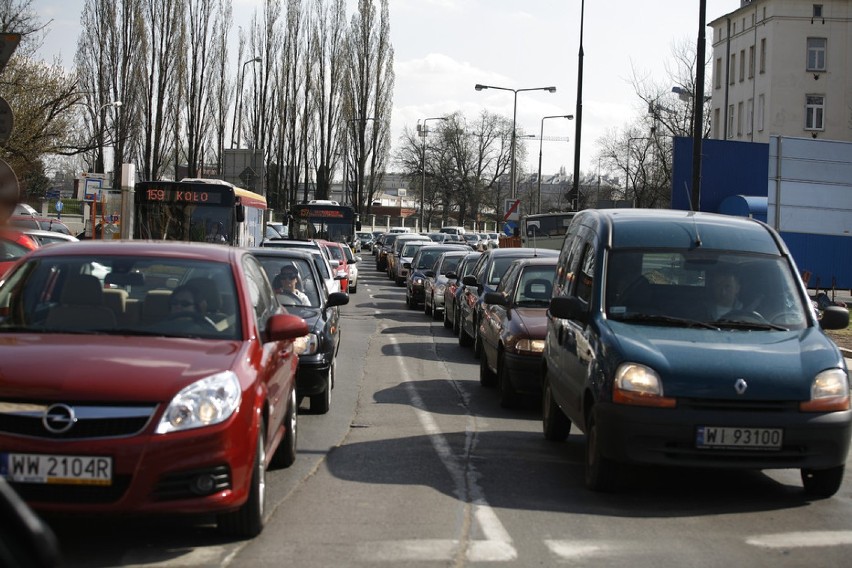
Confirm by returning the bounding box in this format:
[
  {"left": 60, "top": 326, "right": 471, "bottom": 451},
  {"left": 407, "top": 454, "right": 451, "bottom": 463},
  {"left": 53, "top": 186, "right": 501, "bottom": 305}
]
[{"left": 542, "top": 209, "right": 851, "bottom": 496}]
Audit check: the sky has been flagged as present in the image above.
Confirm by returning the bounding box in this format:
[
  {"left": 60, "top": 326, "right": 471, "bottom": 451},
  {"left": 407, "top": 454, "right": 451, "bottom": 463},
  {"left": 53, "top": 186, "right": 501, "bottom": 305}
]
[{"left": 33, "top": 0, "right": 743, "bottom": 178}]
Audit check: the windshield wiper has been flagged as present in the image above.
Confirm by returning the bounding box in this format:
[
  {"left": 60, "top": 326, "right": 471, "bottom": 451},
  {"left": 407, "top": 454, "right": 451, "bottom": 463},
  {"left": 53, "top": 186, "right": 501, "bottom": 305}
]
[
  {"left": 617, "top": 313, "right": 720, "bottom": 330},
  {"left": 713, "top": 319, "right": 788, "bottom": 331}
]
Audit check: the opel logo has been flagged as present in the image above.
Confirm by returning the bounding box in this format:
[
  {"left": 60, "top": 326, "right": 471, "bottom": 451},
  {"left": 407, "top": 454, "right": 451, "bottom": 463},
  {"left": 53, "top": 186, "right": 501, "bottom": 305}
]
[
  {"left": 734, "top": 378, "right": 748, "bottom": 395},
  {"left": 42, "top": 404, "right": 77, "bottom": 434}
]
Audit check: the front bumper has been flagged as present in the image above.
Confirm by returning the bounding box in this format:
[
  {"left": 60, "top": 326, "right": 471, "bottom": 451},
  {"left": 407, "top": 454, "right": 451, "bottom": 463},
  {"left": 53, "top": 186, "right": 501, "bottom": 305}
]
[
  {"left": 504, "top": 351, "right": 543, "bottom": 394},
  {"left": 593, "top": 402, "right": 852, "bottom": 470},
  {"left": 1, "top": 410, "right": 259, "bottom": 515},
  {"left": 296, "top": 352, "right": 332, "bottom": 396}
]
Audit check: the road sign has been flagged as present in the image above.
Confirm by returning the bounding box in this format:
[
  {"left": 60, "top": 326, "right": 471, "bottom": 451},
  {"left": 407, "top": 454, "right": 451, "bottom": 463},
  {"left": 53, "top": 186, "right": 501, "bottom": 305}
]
[
  {"left": 503, "top": 199, "right": 521, "bottom": 222},
  {"left": 0, "top": 33, "right": 21, "bottom": 74},
  {"left": 239, "top": 167, "right": 256, "bottom": 187},
  {"left": 503, "top": 221, "right": 517, "bottom": 236},
  {"left": 0, "top": 97, "right": 13, "bottom": 144}
]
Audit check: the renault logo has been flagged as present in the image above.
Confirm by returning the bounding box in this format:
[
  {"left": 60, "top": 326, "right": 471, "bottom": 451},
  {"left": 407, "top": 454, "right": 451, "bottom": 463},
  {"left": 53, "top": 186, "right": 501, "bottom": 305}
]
[
  {"left": 42, "top": 404, "right": 77, "bottom": 434},
  {"left": 734, "top": 378, "right": 748, "bottom": 395}
]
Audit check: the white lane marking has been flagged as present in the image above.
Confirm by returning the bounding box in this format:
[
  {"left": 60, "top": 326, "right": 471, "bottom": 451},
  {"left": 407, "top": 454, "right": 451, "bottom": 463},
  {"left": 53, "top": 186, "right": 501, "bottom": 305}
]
[
  {"left": 747, "top": 531, "right": 852, "bottom": 548},
  {"left": 358, "top": 335, "right": 517, "bottom": 563},
  {"left": 544, "top": 540, "right": 615, "bottom": 560}
]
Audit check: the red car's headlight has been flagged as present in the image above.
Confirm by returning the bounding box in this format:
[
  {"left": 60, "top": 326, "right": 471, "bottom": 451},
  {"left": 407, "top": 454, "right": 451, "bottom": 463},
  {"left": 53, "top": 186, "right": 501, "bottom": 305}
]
[{"left": 156, "top": 371, "right": 242, "bottom": 433}]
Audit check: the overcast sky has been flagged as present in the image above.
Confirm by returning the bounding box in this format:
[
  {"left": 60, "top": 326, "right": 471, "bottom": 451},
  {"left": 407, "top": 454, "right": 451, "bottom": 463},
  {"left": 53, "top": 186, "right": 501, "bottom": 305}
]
[{"left": 35, "top": 0, "right": 742, "bottom": 176}]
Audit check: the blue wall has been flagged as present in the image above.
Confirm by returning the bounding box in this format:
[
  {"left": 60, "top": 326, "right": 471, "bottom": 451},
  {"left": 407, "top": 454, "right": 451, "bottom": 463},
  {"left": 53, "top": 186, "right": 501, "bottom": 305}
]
[
  {"left": 671, "top": 137, "right": 769, "bottom": 210},
  {"left": 672, "top": 136, "right": 851, "bottom": 289}
]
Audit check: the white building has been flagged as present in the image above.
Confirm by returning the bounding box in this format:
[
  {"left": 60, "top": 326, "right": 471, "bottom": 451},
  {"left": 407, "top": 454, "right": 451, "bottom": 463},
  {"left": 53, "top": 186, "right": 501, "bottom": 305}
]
[{"left": 709, "top": 0, "right": 852, "bottom": 143}]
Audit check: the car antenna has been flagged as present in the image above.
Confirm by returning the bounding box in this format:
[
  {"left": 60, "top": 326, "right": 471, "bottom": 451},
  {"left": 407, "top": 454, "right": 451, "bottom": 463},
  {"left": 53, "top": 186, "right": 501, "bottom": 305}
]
[{"left": 683, "top": 181, "right": 702, "bottom": 248}]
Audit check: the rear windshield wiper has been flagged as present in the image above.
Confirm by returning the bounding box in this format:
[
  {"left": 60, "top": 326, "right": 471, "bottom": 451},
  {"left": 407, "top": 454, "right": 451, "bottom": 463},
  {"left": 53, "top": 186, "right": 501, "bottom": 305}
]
[{"left": 616, "top": 313, "right": 720, "bottom": 330}]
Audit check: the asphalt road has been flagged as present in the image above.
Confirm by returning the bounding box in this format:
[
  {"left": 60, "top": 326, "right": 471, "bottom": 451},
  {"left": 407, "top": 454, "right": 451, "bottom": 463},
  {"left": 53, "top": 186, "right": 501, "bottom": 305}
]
[{"left": 45, "top": 264, "right": 852, "bottom": 567}]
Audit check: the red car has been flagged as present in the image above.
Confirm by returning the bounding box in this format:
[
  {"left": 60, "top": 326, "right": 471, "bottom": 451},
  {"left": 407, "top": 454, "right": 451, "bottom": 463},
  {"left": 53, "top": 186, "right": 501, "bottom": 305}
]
[
  {"left": 0, "top": 227, "right": 39, "bottom": 277},
  {"left": 0, "top": 241, "right": 308, "bottom": 538},
  {"left": 478, "top": 257, "right": 558, "bottom": 408},
  {"left": 317, "top": 240, "right": 351, "bottom": 294},
  {"left": 7, "top": 215, "right": 72, "bottom": 235}
]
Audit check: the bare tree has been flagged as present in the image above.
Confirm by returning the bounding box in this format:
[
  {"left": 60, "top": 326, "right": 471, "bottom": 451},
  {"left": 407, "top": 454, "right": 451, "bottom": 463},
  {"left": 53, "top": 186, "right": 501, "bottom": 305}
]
[
  {"left": 596, "top": 38, "right": 713, "bottom": 209},
  {"left": 309, "top": 0, "right": 346, "bottom": 201},
  {"left": 139, "top": 0, "right": 183, "bottom": 181},
  {"left": 75, "top": 0, "right": 146, "bottom": 188},
  {"left": 343, "top": 0, "right": 393, "bottom": 215},
  {"left": 394, "top": 110, "right": 513, "bottom": 229},
  {"left": 183, "top": 0, "right": 228, "bottom": 178},
  {"left": 0, "top": 0, "right": 50, "bottom": 58}
]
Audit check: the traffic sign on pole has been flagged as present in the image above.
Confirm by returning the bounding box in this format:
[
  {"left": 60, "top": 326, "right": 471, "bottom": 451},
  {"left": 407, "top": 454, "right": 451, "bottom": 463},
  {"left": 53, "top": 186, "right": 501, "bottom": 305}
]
[
  {"left": 0, "top": 33, "right": 21, "bottom": 73},
  {"left": 503, "top": 198, "right": 521, "bottom": 222}
]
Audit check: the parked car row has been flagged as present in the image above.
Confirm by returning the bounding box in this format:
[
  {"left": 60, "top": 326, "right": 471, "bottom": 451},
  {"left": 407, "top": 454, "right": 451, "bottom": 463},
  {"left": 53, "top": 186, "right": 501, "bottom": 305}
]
[
  {"left": 378, "top": 210, "right": 852, "bottom": 500},
  {"left": 0, "top": 235, "right": 354, "bottom": 539}
]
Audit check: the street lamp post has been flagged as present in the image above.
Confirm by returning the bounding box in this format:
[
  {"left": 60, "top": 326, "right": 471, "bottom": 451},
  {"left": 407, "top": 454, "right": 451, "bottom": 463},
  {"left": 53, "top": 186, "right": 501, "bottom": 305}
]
[
  {"left": 419, "top": 116, "right": 446, "bottom": 231},
  {"left": 537, "top": 114, "right": 573, "bottom": 213},
  {"left": 232, "top": 57, "right": 261, "bottom": 149},
  {"left": 474, "top": 84, "right": 556, "bottom": 200}
]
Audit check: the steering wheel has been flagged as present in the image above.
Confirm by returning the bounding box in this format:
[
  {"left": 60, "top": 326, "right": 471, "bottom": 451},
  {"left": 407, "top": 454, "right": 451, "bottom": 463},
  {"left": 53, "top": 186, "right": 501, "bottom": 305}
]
[
  {"left": 279, "top": 290, "right": 303, "bottom": 305},
  {"left": 761, "top": 308, "right": 803, "bottom": 325},
  {"left": 165, "top": 312, "right": 219, "bottom": 332},
  {"left": 716, "top": 309, "right": 769, "bottom": 324}
]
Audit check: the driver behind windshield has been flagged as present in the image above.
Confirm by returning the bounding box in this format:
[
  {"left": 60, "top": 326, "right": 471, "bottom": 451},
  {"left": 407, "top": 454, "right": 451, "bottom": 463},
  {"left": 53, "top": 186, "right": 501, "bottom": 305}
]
[{"left": 274, "top": 265, "right": 310, "bottom": 306}]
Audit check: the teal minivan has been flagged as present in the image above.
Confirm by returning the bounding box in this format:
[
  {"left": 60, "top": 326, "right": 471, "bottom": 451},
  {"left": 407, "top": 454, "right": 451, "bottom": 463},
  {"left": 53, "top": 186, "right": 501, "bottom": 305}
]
[{"left": 542, "top": 209, "right": 851, "bottom": 496}]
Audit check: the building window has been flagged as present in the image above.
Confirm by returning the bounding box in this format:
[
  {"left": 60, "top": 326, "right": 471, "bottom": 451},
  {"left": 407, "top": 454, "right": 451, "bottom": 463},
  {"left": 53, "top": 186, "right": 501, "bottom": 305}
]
[
  {"left": 713, "top": 108, "right": 720, "bottom": 139},
  {"left": 757, "top": 94, "right": 765, "bottom": 131},
  {"left": 813, "top": 5, "right": 823, "bottom": 18},
  {"left": 730, "top": 53, "right": 736, "bottom": 85},
  {"left": 746, "top": 99, "right": 754, "bottom": 135},
  {"left": 760, "top": 38, "right": 766, "bottom": 73},
  {"left": 739, "top": 49, "right": 746, "bottom": 81},
  {"left": 748, "top": 46, "right": 755, "bottom": 78},
  {"left": 805, "top": 95, "right": 825, "bottom": 130},
  {"left": 714, "top": 58, "right": 722, "bottom": 89},
  {"left": 737, "top": 101, "right": 744, "bottom": 136},
  {"left": 807, "top": 38, "right": 827, "bottom": 71},
  {"left": 727, "top": 105, "right": 735, "bottom": 138}
]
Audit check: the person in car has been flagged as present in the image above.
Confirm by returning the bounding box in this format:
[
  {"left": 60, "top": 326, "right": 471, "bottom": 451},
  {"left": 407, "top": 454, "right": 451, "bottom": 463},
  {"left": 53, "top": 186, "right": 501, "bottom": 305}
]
[
  {"left": 708, "top": 267, "right": 742, "bottom": 319},
  {"left": 274, "top": 265, "right": 310, "bottom": 306},
  {"left": 169, "top": 285, "right": 203, "bottom": 315}
]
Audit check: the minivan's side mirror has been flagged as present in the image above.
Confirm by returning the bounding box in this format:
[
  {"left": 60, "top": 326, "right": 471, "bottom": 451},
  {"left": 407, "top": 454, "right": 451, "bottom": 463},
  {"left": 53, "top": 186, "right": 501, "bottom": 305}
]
[
  {"left": 445, "top": 271, "right": 458, "bottom": 280},
  {"left": 820, "top": 305, "right": 850, "bottom": 330},
  {"left": 462, "top": 275, "right": 478, "bottom": 287},
  {"left": 549, "top": 296, "right": 588, "bottom": 323}
]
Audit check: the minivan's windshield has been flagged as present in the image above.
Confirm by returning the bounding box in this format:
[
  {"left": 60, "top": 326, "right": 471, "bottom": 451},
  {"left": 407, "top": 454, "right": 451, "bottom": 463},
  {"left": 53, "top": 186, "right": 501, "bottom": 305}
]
[{"left": 605, "top": 250, "right": 808, "bottom": 330}]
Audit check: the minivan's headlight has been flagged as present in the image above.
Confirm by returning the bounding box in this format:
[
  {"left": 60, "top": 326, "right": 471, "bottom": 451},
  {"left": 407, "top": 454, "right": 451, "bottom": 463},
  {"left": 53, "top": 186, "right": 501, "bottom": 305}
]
[
  {"left": 156, "top": 371, "right": 242, "bottom": 433},
  {"left": 800, "top": 369, "right": 850, "bottom": 412},
  {"left": 613, "top": 363, "right": 676, "bottom": 408}
]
